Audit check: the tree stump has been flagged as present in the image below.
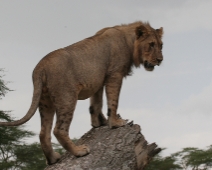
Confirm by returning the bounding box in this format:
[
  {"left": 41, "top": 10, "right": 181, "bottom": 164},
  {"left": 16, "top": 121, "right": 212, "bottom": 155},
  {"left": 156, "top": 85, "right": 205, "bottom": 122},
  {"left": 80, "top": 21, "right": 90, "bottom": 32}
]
[{"left": 45, "top": 122, "right": 161, "bottom": 170}]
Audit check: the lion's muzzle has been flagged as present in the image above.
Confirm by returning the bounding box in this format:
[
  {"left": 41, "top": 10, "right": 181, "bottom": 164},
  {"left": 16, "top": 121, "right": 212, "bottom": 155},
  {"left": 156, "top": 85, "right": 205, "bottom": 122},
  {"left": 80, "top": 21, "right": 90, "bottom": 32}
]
[{"left": 144, "top": 61, "right": 155, "bottom": 69}]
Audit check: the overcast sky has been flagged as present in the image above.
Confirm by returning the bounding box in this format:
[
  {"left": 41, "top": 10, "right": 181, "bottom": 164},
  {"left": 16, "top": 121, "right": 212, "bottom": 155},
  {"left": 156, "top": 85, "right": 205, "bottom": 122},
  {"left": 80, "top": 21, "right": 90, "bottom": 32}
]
[{"left": 1, "top": 0, "right": 212, "bottom": 156}]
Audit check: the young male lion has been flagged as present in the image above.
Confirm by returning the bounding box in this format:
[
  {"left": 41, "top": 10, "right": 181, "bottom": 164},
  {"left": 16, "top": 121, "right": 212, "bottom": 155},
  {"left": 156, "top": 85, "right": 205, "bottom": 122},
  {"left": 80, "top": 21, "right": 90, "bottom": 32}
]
[{"left": 0, "top": 21, "right": 163, "bottom": 164}]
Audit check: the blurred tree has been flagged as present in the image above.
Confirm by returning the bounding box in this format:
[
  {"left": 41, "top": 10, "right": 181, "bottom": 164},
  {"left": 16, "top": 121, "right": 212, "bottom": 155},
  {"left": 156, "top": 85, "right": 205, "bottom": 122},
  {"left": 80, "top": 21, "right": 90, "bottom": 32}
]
[
  {"left": 146, "top": 146, "right": 212, "bottom": 170},
  {"left": 145, "top": 149, "right": 182, "bottom": 170},
  {"left": 0, "top": 69, "right": 46, "bottom": 170},
  {"left": 0, "top": 69, "right": 10, "bottom": 99},
  {"left": 14, "top": 143, "right": 46, "bottom": 170},
  {"left": 173, "top": 146, "right": 212, "bottom": 170}
]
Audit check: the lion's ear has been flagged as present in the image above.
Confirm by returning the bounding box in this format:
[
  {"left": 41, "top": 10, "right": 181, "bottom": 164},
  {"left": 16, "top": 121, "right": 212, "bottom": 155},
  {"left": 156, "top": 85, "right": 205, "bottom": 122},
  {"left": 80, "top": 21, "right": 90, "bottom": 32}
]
[
  {"left": 135, "top": 25, "right": 148, "bottom": 39},
  {"left": 156, "top": 27, "right": 163, "bottom": 38}
]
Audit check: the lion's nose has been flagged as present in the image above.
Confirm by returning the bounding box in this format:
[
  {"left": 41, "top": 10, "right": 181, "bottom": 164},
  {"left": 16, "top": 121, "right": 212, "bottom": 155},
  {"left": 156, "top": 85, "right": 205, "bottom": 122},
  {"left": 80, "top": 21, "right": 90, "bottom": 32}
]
[{"left": 157, "top": 57, "right": 163, "bottom": 62}]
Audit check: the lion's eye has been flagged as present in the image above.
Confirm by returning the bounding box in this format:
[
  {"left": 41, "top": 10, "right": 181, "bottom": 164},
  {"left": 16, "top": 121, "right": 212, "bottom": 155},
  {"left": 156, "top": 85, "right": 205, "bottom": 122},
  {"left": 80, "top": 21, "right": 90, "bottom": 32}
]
[{"left": 150, "top": 42, "right": 155, "bottom": 48}]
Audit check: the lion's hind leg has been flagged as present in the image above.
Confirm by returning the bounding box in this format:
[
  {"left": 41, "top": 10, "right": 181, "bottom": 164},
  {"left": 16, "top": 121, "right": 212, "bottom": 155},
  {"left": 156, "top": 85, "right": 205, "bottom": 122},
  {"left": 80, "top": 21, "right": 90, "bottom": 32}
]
[
  {"left": 39, "top": 90, "right": 61, "bottom": 165},
  {"left": 53, "top": 91, "right": 90, "bottom": 157}
]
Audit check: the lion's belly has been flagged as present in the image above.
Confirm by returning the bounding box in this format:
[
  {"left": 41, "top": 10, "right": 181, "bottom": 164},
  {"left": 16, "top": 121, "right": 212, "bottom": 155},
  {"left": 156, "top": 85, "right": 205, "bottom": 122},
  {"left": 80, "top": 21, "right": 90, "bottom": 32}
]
[
  {"left": 76, "top": 72, "right": 105, "bottom": 100},
  {"left": 78, "top": 89, "right": 94, "bottom": 100},
  {"left": 78, "top": 83, "right": 103, "bottom": 100}
]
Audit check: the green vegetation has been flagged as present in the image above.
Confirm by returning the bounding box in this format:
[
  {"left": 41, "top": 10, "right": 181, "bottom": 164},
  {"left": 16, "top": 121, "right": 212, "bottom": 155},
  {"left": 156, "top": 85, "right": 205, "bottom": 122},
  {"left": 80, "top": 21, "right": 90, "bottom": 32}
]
[
  {"left": 145, "top": 149, "right": 182, "bottom": 170},
  {"left": 0, "top": 115, "right": 45, "bottom": 170},
  {"left": 0, "top": 69, "right": 47, "bottom": 170},
  {"left": 146, "top": 146, "right": 212, "bottom": 170}
]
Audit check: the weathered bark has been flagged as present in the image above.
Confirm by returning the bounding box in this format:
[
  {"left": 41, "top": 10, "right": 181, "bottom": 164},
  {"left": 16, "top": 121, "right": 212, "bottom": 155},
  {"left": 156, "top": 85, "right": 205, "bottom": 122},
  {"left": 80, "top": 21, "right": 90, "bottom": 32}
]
[{"left": 45, "top": 122, "right": 161, "bottom": 170}]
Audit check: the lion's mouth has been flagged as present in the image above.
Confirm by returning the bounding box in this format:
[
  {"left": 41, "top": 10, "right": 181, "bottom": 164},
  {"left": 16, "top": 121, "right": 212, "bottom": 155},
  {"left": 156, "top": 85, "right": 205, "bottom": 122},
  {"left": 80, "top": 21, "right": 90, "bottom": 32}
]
[{"left": 144, "top": 61, "right": 155, "bottom": 71}]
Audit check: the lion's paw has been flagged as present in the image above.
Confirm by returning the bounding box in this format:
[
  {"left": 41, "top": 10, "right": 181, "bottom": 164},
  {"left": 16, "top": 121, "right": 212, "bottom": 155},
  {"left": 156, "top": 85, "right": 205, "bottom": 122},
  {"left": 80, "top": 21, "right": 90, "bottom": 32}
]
[
  {"left": 91, "top": 118, "right": 101, "bottom": 128},
  {"left": 46, "top": 152, "right": 61, "bottom": 165},
  {"left": 74, "top": 144, "right": 90, "bottom": 157},
  {"left": 91, "top": 113, "right": 107, "bottom": 128},
  {"left": 109, "top": 117, "right": 128, "bottom": 128}
]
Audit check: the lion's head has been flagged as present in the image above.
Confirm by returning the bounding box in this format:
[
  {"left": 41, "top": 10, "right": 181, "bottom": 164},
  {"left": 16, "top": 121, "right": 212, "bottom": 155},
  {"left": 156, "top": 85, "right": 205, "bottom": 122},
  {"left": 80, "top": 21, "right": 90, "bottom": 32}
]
[{"left": 133, "top": 23, "right": 163, "bottom": 71}]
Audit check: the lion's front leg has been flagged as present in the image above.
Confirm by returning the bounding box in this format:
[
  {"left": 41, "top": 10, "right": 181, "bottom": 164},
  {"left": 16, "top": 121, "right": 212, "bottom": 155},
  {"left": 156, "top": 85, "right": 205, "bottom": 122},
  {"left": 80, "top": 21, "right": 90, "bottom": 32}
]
[
  {"left": 105, "top": 73, "right": 127, "bottom": 128},
  {"left": 89, "top": 87, "right": 107, "bottom": 127}
]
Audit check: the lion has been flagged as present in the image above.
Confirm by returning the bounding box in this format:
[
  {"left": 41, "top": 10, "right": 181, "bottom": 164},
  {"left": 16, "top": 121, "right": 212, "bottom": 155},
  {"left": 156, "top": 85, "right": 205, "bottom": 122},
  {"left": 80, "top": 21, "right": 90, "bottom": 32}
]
[{"left": 0, "top": 21, "right": 163, "bottom": 165}]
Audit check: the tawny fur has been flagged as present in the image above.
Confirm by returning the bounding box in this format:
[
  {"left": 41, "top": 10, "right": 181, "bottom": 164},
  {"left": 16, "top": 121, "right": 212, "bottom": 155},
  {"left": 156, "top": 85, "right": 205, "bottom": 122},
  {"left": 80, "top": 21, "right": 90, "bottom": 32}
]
[{"left": 0, "top": 21, "right": 164, "bottom": 165}]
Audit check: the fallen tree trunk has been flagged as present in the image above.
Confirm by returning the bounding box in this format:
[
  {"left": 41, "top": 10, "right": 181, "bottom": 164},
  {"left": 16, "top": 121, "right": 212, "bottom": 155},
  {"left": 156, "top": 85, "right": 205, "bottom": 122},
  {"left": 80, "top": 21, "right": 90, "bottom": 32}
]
[{"left": 45, "top": 122, "right": 161, "bottom": 170}]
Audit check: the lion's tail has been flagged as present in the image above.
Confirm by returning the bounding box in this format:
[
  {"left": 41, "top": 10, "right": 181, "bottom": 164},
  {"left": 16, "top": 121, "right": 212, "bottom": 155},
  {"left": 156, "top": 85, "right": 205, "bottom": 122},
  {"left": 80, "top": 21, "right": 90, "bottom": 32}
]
[{"left": 0, "top": 67, "right": 43, "bottom": 126}]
